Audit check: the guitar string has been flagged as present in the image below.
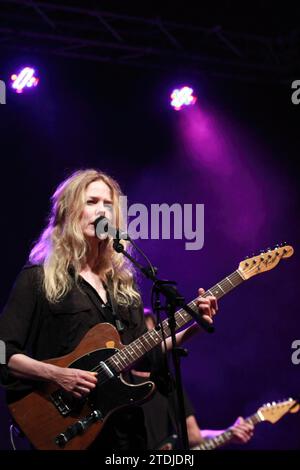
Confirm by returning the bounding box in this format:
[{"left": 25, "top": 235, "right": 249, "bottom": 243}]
[{"left": 87, "top": 270, "right": 245, "bottom": 386}]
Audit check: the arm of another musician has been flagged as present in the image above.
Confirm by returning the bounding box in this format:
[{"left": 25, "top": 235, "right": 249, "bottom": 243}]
[{"left": 188, "top": 415, "right": 254, "bottom": 447}]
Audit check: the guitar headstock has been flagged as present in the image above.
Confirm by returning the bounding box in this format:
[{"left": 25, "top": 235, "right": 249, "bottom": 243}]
[
  {"left": 238, "top": 245, "right": 294, "bottom": 280},
  {"left": 258, "top": 398, "right": 299, "bottom": 423}
]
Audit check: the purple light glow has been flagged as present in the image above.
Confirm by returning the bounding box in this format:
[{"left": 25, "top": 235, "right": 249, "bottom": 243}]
[
  {"left": 170, "top": 86, "right": 197, "bottom": 111},
  {"left": 11, "top": 67, "right": 39, "bottom": 93},
  {"left": 176, "top": 105, "right": 284, "bottom": 244}
]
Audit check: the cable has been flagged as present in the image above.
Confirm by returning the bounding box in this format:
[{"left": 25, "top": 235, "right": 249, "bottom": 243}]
[{"left": 9, "top": 424, "right": 17, "bottom": 450}]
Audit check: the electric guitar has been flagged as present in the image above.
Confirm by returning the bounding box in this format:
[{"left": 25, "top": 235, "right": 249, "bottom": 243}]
[
  {"left": 8, "top": 245, "right": 294, "bottom": 450},
  {"left": 192, "top": 398, "right": 299, "bottom": 450}
]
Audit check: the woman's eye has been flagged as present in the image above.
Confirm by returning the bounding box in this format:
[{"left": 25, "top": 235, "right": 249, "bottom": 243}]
[
  {"left": 87, "top": 200, "right": 96, "bottom": 205},
  {"left": 104, "top": 203, "right": 113, "bottom": 211}
]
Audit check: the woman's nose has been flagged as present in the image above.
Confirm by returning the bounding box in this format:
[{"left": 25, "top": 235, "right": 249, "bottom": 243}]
[
  {"left": 95, "top": 206, "right": 112, "bottom": 223},
  {"left": 95, "top": 202, "right": 105, "bottom": 216}
]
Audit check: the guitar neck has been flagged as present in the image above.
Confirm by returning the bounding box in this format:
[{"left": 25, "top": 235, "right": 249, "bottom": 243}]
[
  {"left": 105, "top": 269, "right": 245, "bottom": 373},
  {"left": 194, "top": 412, "right": 261, "bottom": 450}
]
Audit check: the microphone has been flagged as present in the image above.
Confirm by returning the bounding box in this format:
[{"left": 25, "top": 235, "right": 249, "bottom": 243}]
[{"left": 93, "top": 216, "right": 130, "bottom": 240}]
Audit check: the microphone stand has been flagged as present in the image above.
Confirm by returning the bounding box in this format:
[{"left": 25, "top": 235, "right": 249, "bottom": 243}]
[{"left": 112, "top": 236, "right": 214, "bottom": 450}]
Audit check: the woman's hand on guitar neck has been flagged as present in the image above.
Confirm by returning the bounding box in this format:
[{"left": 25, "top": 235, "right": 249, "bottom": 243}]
[
  {"left": 52, "top": 367, "right": 98, "bottom": 399},
  {"left": 161, "top": 289, "right": 218, "bottom": 352},
  {"left": 196, "top": 288, "right": 218, "bottom": 325}
]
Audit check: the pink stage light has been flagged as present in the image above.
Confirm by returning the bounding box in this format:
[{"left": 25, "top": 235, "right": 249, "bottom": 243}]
[
  {"left": 11, "top": 67, "right": 39, "bottom": 94},
  {"left": 170, "top": 86, "right": 197, "bottom": 111}
]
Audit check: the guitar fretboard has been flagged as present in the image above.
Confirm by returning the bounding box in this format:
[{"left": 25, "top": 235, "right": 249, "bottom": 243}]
[
  {"left": 193, "top": 413, "right": 261, "bottom": 450},
  {"left": 105, "top": 269, "right": 244, "bottom": 373}
]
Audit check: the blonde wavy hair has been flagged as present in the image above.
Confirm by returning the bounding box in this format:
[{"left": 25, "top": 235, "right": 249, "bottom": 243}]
[{"left": 29, "top": 169, "right": 141, "bottom": 306}]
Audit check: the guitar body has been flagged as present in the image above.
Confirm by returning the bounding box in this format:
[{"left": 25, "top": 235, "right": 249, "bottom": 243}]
[{"left": 8, "top": 323, "right": 155, "bottom": 450}]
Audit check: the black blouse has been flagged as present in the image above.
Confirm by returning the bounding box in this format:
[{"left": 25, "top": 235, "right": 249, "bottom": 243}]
[{"left": 0, "top": 265, "right": 162, "bottom": 404}]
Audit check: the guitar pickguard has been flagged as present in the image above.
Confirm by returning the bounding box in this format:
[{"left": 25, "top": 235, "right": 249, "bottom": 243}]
[{"left": 48, "top": 347, "right": 153, "bottom": 423}]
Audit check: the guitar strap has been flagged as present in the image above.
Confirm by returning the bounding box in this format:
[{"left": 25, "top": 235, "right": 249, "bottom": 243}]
[{"left": 106, "top": 278, "right": 125, "bottom": 333}]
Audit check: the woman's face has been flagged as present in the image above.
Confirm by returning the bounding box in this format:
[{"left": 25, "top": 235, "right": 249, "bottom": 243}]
[{"left": 80, "top": 180, "right": 114, "bottom": 239}]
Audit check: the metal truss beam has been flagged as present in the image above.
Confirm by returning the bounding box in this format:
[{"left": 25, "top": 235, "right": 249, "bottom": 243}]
[{"left": 0, "top": 0, "right": 299, "bottom": 83}]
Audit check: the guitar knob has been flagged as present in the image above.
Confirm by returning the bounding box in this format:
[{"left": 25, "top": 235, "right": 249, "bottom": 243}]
[{"left": 55, "top": 433, "right": 68, "bottom": 447}]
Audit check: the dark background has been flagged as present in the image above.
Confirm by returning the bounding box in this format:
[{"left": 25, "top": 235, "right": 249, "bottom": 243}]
[{"left": 0, "top": 0, "right": 299, "bottom": 451}]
